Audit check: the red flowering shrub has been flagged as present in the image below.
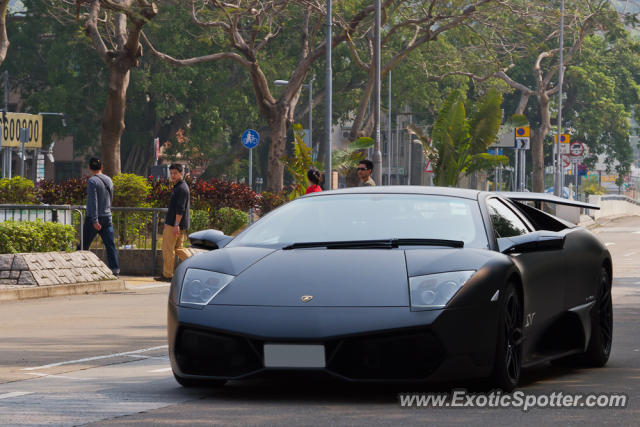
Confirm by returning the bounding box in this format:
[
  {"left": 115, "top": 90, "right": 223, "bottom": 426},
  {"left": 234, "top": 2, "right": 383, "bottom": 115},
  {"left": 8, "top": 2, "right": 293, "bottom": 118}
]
[
  {"left": 192, "top": 179, "right": 257, "bottom": 212},
  {"left": 256, "top": 191, "right": 289, "bottom": 215},
  {"left": 36, "top": 178, "right": 87, "bottom": 205}
]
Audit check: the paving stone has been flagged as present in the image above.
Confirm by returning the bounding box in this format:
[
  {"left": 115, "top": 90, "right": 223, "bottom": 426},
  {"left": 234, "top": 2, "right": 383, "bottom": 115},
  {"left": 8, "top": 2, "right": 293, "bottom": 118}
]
[
  {"left": 0, "top": 271, "right": 9, "bottom": 279},
  {"left": 9, "top": 271, "right": 20, "bottom": 279},
  {"left": 0, "top": 279, "right": 17, "bottom": 285},
  {"left": 17, "top": 271, "right": 37, "bottom": 286}
]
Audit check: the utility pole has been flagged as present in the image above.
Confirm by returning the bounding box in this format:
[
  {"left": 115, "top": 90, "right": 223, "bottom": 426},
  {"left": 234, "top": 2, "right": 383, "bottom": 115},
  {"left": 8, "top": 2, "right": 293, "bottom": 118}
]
[
  {"left": 554, "top": 0, "right": 565, "bottom": 197},
  {"left": 325, "top": 0, "right": 333, "bottom": 190},
  {"left": 372, "top": 0, "right": 382, "bottom": 185}
]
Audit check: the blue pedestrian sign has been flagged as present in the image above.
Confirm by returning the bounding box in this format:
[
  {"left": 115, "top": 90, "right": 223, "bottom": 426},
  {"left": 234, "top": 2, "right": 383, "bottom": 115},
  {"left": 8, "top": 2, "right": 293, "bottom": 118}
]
[{"left": 241, "top": 129, "right": 260, "bottom": 149}]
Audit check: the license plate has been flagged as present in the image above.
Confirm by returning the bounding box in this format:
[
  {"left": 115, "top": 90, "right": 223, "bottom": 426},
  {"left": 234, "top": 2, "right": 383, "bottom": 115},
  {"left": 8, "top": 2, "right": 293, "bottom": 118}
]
[{"left": 263, "top": 344, "right": 326, "bottom": 368}]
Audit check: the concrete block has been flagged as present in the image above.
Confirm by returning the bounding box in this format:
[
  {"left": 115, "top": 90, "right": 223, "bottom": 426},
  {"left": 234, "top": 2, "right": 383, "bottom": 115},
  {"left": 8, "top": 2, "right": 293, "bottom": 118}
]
[
  {"left": 0, "top": 254, "right": 14, "bottom": 270},
  {"left": 11, "top": 255, "right": 28, "bottom": 271},
  {"left": 17, "top": 271, "right": 37, "bottom": 286}
]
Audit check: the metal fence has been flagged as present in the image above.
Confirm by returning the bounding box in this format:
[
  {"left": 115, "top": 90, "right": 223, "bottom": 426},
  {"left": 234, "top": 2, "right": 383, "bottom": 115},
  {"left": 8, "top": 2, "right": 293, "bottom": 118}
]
[{"left": 0, "top": 204, "right": 168, "bottom": 275}]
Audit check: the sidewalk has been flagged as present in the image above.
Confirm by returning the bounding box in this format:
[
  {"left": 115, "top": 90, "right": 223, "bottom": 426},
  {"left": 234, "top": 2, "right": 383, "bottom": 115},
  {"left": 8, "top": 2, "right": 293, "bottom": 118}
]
[{"left": 0, "top": 275, "right": 168, "bottom": 303}]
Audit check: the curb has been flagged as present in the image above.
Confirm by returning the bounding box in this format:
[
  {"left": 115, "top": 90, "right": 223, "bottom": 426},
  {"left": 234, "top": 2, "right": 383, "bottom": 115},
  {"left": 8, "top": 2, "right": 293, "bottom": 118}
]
[{"left": 0, "top": 279, "right": 127, "bottom": 303}]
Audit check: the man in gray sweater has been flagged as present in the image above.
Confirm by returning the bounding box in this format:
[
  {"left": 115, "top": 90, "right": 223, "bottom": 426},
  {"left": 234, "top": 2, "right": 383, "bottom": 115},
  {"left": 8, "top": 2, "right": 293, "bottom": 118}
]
[{"left": 79, "top": 157, "right": 119, "bottom": 275}]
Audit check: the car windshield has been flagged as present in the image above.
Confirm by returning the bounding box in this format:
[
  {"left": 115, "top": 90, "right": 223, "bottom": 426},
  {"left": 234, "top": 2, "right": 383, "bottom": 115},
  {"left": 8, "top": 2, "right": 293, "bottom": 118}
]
[{"left": 228, "top": 193, "right": 489, "bottom": 249}]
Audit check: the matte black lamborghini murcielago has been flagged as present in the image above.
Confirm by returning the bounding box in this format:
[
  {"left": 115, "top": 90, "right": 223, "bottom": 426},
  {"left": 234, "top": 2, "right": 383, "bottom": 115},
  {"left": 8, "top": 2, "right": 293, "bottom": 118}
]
[{"left": 168, "top": 186, "right": 613, "bottom": 391}]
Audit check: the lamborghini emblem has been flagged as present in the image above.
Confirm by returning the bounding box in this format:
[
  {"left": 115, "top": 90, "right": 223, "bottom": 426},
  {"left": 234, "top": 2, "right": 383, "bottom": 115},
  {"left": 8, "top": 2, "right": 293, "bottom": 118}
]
[{"left": 301, "top": 295, "right": 314, "bottom": 303}]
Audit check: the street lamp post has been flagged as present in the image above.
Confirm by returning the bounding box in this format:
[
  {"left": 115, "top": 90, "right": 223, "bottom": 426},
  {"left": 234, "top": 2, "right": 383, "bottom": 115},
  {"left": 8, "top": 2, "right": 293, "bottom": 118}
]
[
  {"left": 38, "top": 112, "right": 66, "bottom": 181},
  {"left": 325, "top": 0, "right": 332, "bottom": 190},
  {"left": 274, "top": 79, "right": 314, "bottom": 152}
]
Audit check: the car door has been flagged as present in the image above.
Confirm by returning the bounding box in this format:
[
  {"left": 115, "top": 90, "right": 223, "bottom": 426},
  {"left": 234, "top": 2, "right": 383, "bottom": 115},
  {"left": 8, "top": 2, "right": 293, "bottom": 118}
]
[{"left": 486, "top": 198, "right": 567, "bottom": 360}]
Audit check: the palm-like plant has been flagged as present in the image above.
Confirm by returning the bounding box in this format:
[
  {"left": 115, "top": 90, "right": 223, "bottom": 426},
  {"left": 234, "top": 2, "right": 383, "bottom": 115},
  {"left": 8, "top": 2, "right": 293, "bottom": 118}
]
[
  {"left": 281, "top": 124, "right": 320, "bottom": 199},
  {"left": 331, "top": 137, "right": 374, "bottom": 177},
  {"left": 411, "top": 89, "right": 508, "bottom": 187}
]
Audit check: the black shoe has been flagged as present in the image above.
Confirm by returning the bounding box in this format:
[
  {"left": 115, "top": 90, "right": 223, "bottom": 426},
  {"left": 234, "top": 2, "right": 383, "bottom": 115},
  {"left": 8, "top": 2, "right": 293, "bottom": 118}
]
[{"left": 154, "top": 276, "right": 172, "bottom": 282}]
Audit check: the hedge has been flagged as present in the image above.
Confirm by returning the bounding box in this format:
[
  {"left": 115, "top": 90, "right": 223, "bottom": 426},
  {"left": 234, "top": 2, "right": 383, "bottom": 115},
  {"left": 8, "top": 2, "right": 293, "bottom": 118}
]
[
  {"left": 0, "top": 220, "right": 76, "bottom": 254},
  {"left": 0, "top": 177, "right": 38, "bottom": 204}
]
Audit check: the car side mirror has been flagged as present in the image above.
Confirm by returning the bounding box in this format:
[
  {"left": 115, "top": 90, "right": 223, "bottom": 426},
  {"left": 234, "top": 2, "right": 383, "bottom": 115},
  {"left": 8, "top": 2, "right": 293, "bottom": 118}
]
[
  {"left": 189, "top": 229, "right": 233, "bottom": 250},
  {"left": 498, "top": 230, "right": 565, "bottom": 254}
]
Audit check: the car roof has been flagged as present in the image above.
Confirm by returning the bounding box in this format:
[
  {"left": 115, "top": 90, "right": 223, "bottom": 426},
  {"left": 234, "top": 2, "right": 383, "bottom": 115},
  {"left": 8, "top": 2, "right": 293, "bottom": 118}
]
[{"left": 303, "top": 185, "right": 482, "bottom": 200}]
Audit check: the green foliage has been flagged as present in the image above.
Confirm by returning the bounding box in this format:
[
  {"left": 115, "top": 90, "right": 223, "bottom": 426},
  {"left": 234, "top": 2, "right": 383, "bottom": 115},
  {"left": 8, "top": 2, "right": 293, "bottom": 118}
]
[
  {"left": 0, "top": 220, "right": 76, "bottom": 254},
  {"left": 582, "top": 176, "right": 607, "bottom": 196},
  {"left": 211, "top": 207, "right": 248, "bottom": 235},
  {"left": 281, "top": 124, "right": 319, "bottom": 199},
  {"left": 190, "top": 209, "right": 211, "bottom": 232},
  {"left": 112, "top": 174, "right": 152, "bottom": 207},
  {"left": 0, "top": 177, "right": 38, "bottom": 204},
  {"left": 421, "top": 89, "right": 505, "bottom": 186}
]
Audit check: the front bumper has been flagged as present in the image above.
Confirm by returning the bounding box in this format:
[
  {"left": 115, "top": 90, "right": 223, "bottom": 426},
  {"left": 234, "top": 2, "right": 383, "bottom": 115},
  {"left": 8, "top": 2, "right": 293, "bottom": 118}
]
[{"left": 168, "top": 303, "right": 498, "bottom": 382}]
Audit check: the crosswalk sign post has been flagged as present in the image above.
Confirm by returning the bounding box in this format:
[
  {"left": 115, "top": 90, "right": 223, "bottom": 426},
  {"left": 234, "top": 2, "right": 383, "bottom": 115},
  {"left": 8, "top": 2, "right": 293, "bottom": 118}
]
[{"left": 242, "top": 129, "right": 260, "bottom": 224}]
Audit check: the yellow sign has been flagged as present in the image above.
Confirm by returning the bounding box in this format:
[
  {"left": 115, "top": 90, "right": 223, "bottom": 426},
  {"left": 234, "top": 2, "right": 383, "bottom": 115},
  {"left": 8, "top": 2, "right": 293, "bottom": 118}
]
[
  {"left": 553, "top": 134, "right": 570, "bottom": 144},
  {"left": 1, "top": 113, "right": 43, "bottom": 148},
  {"left": 515, "top": 126, "right": 530, "bottom": 138}
]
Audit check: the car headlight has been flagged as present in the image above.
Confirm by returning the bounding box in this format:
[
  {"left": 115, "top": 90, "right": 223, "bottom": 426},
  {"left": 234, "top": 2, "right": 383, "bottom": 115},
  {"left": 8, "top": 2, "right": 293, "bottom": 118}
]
[
  {"left": 180, "top": 269, "right": 235, "bottom": 305},
  {"left": 409, "top": 270, "right": 475, "bottom": 310}
]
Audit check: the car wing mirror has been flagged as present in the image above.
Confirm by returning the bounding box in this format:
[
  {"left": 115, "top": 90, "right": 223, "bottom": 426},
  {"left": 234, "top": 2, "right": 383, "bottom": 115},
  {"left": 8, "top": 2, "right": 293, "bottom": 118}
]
[
  {"left": 189, "top": 229, "right": 233, "bottom": 250},
  {"left": 498, "top": 231, "right": 565, "bottom": 254}
]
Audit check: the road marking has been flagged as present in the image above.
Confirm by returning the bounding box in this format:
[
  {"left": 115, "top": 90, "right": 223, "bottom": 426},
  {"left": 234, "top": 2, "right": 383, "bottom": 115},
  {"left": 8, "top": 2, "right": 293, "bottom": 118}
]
[
  {"left": 126, "top": 354, "right": 169, "bottom": 361},
  {"left": 624, "top": 252, "right": 637, "bottom": 257},
  {"left": 130, "top": 283, "right": 170, "bottom": 289},
  {"left": 149, "top": 367, "right": 172, "bottom": 373},
  {"left": 0, "top": 392, "right": 33, "bottom": 400},
  {"left": 25, "top": 373, "right": 95, "bottom": 380},
  {"left": 605, "top": 242, "right": 616, "bottom": 246},
  {"left": 21, "top": 345, "right": 168, "bottom": 371}
]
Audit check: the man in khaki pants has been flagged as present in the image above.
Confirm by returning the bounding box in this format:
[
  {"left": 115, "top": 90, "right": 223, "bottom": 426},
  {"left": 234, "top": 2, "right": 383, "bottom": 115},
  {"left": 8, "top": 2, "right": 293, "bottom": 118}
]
[{"left": 156, "top": 164, "right": 190, "bottom": 281}]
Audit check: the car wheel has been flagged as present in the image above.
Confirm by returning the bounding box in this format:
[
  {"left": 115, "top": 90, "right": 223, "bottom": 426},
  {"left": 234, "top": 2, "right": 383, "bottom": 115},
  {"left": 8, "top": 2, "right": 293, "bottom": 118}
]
[
  {"left": 582, "top": 266, "right": 613, "bottom": 366},
  {"left": 491, "top": 282, "right": 523, "bottom": 391},
  {"left": 173, "top": 372, "right": 227, "bottom": 388}
]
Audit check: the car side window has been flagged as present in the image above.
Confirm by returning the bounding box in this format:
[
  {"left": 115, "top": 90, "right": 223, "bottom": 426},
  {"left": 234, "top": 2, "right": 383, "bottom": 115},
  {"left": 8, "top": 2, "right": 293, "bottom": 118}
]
[{"left": 487, "top": 198, "right": 530, "bottom": 238}]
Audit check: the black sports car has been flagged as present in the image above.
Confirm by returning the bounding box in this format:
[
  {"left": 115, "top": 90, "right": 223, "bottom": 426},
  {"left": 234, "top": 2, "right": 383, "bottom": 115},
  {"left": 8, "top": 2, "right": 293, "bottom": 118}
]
[{"left": 168, "top": 186, "right": 612, "bottom": 391}]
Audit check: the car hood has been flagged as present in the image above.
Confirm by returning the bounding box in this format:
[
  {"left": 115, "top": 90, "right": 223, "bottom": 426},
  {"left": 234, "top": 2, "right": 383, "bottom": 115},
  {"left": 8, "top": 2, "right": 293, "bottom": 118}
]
[{"left": 193, "top": 247, "right": 495, "bottom": 307}]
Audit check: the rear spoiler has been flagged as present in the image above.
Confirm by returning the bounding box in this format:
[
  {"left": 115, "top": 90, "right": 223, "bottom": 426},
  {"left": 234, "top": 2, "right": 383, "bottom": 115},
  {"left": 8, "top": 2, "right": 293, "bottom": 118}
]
[{"left": 498, "top": 192, "right": 600, "bottom": 210}]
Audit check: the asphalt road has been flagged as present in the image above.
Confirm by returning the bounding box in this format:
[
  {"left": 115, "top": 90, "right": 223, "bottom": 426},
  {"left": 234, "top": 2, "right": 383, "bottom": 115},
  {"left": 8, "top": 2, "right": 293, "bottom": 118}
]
[{"left": 1, "top": 216, "right": 639, "bottom": 426}]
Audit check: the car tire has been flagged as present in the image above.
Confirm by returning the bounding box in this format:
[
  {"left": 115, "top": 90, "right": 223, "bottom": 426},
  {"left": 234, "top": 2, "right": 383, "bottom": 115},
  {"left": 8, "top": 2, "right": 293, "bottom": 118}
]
[
  {"left": 173, "top": 372, "right": 227, "bottom": 388},
  {"left": 580, "top": 266, "right": 613, "bottom": 366},
  {"left": 490, "top": 282, "right": 523, "bottom": 392}
]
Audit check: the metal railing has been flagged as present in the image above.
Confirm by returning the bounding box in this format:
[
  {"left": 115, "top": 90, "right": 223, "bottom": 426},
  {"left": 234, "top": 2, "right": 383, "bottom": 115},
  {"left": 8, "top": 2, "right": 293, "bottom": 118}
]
[{"left": 0, "top": 204, "right": 168, "bottom": 276}]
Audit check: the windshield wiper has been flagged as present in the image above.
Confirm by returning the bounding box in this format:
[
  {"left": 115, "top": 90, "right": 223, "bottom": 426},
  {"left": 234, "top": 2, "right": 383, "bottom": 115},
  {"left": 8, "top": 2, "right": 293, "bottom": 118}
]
[{"left": 282, "top": 238, "right": 464, "bottom": 250}]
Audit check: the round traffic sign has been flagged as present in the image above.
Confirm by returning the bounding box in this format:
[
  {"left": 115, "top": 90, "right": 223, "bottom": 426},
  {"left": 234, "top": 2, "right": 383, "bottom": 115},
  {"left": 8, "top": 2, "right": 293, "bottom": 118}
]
[
  {"left": 517, "top": 128, "right": 525, "bottom": 136},
  {"left": 241, "top": 129, "right": 260, "bottom": 149},
  {"left": 562, "top": 154, "right": 571, "bottom": 168},
  {"left": 570, "top": 141, "right": 584, "bottom": 156}
]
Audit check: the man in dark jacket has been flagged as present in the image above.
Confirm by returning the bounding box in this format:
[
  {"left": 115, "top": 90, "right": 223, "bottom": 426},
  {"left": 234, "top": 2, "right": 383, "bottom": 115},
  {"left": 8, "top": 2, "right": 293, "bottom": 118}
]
[
  {"left": 158, "top": 164, "right": 190, "bottom": 281},
  {"left": 80, "top": 157, "right": 119, "bottom": 275}
]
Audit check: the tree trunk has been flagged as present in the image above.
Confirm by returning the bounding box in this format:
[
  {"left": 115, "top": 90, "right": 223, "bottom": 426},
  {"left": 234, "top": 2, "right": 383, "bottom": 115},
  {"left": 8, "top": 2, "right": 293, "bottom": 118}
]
[
  {"left": 265, "top": 113, "right": 289, "bottom": 193},
  {"left": 531, "top": 128, "right": 545, "bottom": 193},
  {"left": 531, "top": 92, "right": 551, "bottom": 193},
  {"left": 101, "top": 63, "right": 130, "bottom": 177},
  {"left": 0, "top": 0, "right": 9, "bottom": 65}
]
